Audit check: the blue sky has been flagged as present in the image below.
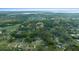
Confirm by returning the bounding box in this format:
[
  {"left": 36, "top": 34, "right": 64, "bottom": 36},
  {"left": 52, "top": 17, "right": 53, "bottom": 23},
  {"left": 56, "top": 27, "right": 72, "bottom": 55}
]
[{"left": 0, "top": 8, "right": 79, "bottom": 13}]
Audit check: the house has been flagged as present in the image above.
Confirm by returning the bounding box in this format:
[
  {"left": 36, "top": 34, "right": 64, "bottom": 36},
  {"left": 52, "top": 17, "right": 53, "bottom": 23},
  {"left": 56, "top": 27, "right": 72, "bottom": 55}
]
[
  {"left": 36, "top": 22, "right": 44, "bottom": 29},
  {"left": 0, "top": 31, "right": 2, "bottom": 34}
]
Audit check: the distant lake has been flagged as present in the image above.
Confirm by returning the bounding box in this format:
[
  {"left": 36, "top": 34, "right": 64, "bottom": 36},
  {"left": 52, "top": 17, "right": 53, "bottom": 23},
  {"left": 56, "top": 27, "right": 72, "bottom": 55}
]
[{"left": 8, "top": 13, "right": 37, "bottom": 16}]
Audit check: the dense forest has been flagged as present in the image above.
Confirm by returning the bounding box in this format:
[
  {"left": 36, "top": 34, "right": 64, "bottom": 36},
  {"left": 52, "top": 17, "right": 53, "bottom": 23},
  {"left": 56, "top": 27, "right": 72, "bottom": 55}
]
[{"left": 0, "top": 11, "right": 79, "bottom": 51}]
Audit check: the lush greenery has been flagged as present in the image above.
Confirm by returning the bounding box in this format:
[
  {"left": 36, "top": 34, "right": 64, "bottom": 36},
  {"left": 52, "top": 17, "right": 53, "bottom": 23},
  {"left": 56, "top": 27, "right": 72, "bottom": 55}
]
[{"left": 0, "top": 11, "right": 79, "bottom": 51}]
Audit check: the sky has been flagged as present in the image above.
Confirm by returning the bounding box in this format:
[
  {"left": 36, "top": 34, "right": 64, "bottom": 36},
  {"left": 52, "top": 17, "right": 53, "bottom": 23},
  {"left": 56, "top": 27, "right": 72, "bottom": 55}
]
[{"left": 0, "top": 8, "right": 79, "bottom": 13}]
